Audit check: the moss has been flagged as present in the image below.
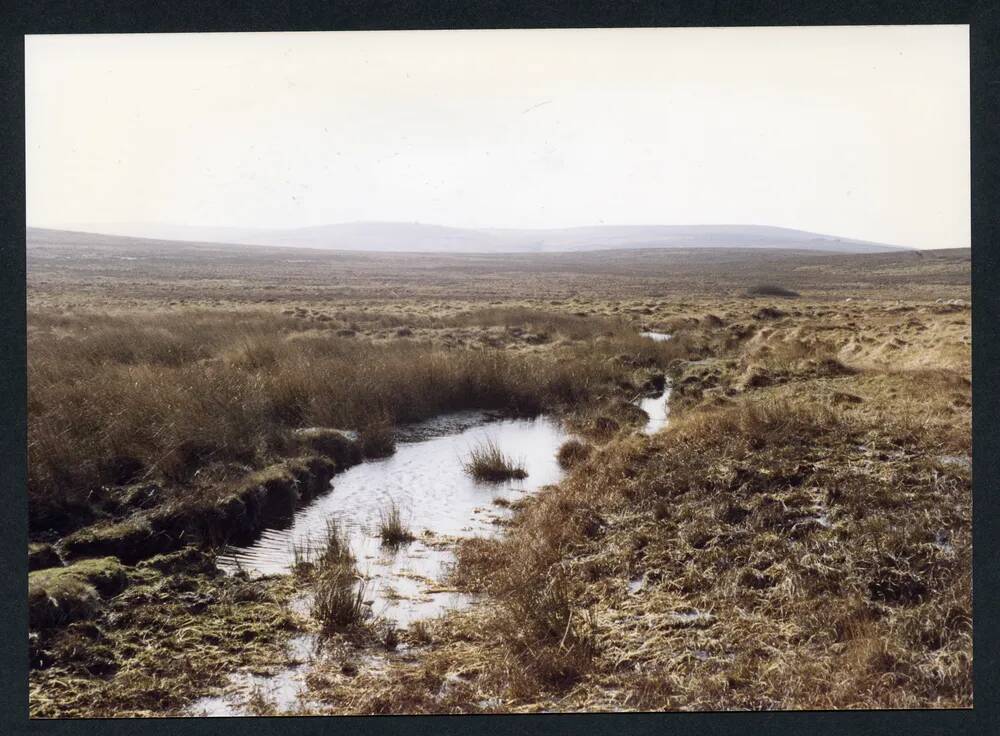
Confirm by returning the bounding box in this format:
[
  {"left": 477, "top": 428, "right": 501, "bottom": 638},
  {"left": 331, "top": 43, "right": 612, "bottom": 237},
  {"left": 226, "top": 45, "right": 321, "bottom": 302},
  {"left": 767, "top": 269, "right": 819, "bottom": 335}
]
[
  {"left": 61, "top": 518, "right": 176, "bottom": 564},
  {"left": 29, "top": 542, "right": 62, "bottom": 571},
  {"left": 247, "top": 464, "right": 300, "bottom": 524},
  {"left": 142, "top": 458, "right": 337, "bottom": 550},
  {"left": 288, "top": 455, "right": 338, "bottom": 500},
  {"left": 203, "top": 463, "right": 299, "bottom": 545},
  {"left": 29, "top": 557, "right": 128, "bottom": 629},
  {"left": 30, "top": 570, "right": 306, "bottom": 717},
  {"left": 137, "top": 546, "right": 217, "bottom": 576}
]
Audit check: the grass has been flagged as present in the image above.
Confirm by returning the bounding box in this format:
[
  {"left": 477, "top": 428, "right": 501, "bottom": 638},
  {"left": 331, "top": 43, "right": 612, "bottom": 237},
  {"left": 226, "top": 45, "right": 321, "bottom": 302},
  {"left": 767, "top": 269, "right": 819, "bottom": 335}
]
[
  {"left": 309, "top": 520, "right": 368, "bottom": 632},
  {"left": 462, "top": 439, "right": 528, "bottom": 482},
  {"left": 556, "top": 439, "right": 591, "bottom": 470},
  {"left": 26, "top": 235, "right": 971, "bottom": 715},
  {"left": 358, "top": 417, "right": 396, "bottom": 459},
  {"left": 378, "top": 501, "right": 415, "bottom": 547},
  {"left": 28, "top": 308, "right": 688, "bottom": 531},
  {"left": 312, "top": 298, "right": 970, "bottom": 713},
  {"left": 29, "top": 549, "right": 305, "bottom": 717}
]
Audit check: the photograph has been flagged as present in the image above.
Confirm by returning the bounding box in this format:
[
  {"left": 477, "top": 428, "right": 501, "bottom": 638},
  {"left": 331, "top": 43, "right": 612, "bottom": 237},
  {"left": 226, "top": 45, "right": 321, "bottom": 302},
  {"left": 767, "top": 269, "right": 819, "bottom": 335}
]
[{"left": 23, "top": 26, "right": 972, "bottom": 717}]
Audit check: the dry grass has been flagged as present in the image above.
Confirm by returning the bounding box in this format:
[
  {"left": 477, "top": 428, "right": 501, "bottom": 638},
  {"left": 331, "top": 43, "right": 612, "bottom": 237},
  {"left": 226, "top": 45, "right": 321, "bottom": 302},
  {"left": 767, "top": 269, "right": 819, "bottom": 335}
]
[
  {"left": 358, "top": 417, "right": 396, "bottom": 459},
  {"left": 28, "top": 307, "right": 688, "bottom": 531},
  {"left": 310, "top": 299, "right": 971, "bottom": 713},
  {"left": 462, "top": 439, "right": 528, "bottom": 482},
  {"left": 556, "top": 439, "right": 592, "bottom": 470},
  {"left": 26, "top": 235, "right": 972, "bottom": 716}
]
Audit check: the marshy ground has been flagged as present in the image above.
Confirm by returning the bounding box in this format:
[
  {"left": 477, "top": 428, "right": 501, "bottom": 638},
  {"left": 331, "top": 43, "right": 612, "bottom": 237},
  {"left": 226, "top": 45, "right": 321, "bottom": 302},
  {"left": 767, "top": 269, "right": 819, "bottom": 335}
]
[{"left": 26, "top": 231, "right": 970, "bottom": 716}]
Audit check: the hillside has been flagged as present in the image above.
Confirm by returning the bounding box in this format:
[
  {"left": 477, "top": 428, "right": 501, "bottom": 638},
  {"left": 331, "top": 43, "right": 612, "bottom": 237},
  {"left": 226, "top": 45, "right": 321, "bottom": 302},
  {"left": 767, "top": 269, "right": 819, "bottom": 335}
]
[{"left": 32, "top": 222, "right": 912, "bottom": 254}]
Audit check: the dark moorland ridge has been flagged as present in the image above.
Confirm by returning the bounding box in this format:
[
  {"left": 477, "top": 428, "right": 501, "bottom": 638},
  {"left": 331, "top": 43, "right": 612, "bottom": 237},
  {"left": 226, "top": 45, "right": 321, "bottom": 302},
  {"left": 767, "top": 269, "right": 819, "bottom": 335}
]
[
  {"left": 31, "top": 221, "right": 912, "bottom": 254},
  {"left": 26, "top": 227, "right": 968, "bottom": 303}
]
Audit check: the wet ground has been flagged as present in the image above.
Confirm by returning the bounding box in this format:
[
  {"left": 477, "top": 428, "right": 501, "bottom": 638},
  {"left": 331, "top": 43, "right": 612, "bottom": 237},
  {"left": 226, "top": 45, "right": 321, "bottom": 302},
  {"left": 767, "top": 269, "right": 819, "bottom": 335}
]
[
  {"left": 195, "top": 333, "right": 671, "bottom": 715},
  {"left": 217, "top": 412, "right": 570, "bottom": 624}
]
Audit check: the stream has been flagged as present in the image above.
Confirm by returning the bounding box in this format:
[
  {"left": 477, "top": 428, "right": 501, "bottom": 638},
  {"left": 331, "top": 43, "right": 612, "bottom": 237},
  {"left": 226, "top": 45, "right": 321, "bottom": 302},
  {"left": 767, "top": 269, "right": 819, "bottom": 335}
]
[{"left": 192, "top": 334, "right": 671, "bottom": 716}]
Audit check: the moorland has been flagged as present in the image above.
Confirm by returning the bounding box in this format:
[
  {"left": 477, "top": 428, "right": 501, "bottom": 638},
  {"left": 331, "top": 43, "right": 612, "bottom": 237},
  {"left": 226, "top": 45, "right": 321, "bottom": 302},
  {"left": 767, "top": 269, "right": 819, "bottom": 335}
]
[{"left": 26, "top": 229, "right": 971, "bottom": 716}]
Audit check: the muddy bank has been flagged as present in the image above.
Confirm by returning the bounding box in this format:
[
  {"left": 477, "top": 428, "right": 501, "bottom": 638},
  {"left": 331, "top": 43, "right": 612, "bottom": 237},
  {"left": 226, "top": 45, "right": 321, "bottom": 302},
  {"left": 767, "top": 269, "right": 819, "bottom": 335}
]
[{"left": 29, "top": 547, "right": 307, "bottom": 718}]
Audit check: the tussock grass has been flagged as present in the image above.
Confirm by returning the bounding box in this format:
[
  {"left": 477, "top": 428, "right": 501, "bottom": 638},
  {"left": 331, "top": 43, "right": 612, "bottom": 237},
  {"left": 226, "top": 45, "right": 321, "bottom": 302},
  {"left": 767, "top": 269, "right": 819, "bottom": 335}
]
[
  {"left": 462, "top": 439, "right": 528, "bottom": 482},
  {"left": 556, "top": 439, "right": 591, "bottom": 469},
  {"left": 28, "top": 308, "right": 690, "bottom": 529},
  {"left": 309, "top": 520, "right": 368, "bottom": 632},
  {"left": 366, "top": 301, "right": 970, "bottom": 712},
  {"left": 378, "top": 501, "right": 415, "bottom": 547},
  {"left": 440, "top": 374, "right": 970, "bottom": 708},
  {"left": 358, "top": 417, "right": 396, "bottom": 459}
]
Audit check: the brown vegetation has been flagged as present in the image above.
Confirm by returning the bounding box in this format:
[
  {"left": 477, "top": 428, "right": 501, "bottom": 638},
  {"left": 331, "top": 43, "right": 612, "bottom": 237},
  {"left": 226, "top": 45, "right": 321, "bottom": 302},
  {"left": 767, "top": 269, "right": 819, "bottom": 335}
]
[
  {"left": 28, "top": 308, "right": 685, "bottom": 534},
  {"left": 308, "top": 520, "right": 368, "bottom": 632},
  {"left": 26, "top": 232, "right": 971, "bottom": 716},
  {"left": 378, "top": 501, "right": 415, "bottom": 547},
  {"left": 304, "top": 298, "right": 971, "bottom": 713},
  {"left": 462, "top": 439, "right": 528, "bottom": 482},
  {"left": 556, "top": 439, "right": 592, "bottom": 470}
]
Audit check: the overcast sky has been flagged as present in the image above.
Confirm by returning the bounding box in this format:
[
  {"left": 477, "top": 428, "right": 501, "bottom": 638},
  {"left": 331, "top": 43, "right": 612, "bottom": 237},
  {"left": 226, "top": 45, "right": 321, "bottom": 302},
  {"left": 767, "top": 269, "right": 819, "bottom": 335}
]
[{"left": 26, "top": 26, "right": 969, "bottom": 249}]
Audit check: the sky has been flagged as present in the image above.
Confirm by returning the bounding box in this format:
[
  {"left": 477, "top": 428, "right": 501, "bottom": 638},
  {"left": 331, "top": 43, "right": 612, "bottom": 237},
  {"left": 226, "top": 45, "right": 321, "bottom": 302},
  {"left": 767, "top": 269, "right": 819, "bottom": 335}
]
[{"left": 26, "top": 26, "right": 970, "bottom": 249}]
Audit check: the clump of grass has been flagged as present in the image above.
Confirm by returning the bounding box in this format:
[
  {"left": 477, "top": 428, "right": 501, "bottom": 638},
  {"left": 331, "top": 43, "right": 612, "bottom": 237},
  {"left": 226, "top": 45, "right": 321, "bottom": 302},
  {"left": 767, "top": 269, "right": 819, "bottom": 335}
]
[
  {"left": 556, "top": 439, "right": 591, "bottom": 470},
  {"left": 378, "top": 501, "right": 415, "bottom": 547},
  {"left": 408, "top": 619, "right": 433, "bottom": 645},
  {"left": 462, "top": 439, "right": 528, "bottom": 482},
  {"left": 310, "top": 520, "right": 368, "bottom": 631},
  {"left": 290, "top": 539, "right": 316, "bottom": 575}
]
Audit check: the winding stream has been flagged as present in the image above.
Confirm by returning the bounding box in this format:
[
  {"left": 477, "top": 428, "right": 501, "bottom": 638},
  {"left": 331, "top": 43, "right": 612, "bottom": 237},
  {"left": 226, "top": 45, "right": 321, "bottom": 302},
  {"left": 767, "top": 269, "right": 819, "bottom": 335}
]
[
  {"left": 194, "top": 334, "right": 671, "bottom": 715},
  {"left": 216, "top": 412, "right": 570, "bottom": 624}
]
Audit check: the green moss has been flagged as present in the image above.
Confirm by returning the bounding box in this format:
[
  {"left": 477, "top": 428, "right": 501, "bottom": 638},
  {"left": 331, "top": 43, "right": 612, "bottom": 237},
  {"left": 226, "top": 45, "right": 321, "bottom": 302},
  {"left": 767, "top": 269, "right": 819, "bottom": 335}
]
[
  {"left": 61, "top": 517, "right": 175, "bottom": 564},
  {"left": 137, "top": 546, "right": 217, "bottom": 576},
  {"left": 29, "top": 542, "right": 62, "bottom": 571},
  {"left": 30, "top": 570, "right": 306, "bottom": 717},
  {"left": 29, "top": 557, "right": 128, "bottom": 629}
]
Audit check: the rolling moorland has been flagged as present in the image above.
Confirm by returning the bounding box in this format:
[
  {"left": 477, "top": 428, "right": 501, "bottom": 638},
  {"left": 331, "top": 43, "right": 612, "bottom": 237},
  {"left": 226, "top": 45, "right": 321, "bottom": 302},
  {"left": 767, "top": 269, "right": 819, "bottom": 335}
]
[
  {"left": 26, "top": 229, "right": 970, "bottom": 716},
  {"left": 40, "top": 222, "right": 910, "bottom": 254}
]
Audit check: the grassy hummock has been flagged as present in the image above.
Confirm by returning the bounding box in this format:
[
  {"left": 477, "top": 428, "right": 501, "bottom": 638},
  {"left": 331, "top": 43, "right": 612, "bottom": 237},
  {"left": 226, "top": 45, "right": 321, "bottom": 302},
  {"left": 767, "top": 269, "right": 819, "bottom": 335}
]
[
  {"left": 462, "top": 439, "right": 528, "bottom": 482},
  {"left": 29, "top": 557, "right": 128, "bottom": 629}
]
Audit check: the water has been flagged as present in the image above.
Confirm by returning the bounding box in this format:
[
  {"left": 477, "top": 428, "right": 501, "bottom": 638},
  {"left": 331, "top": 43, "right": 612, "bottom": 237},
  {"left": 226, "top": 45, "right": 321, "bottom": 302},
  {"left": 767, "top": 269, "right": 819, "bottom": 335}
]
[
  {"left": 198, "top": 333, "right": 673, "bottom": 716},
  {"left": 638, "top": 331, "right": 671, "bottom": 434},
  {"left": 217, "top": 413, "right": 570, "bottom": 625},
  {"left": 639, "top": 387, "right": 671, "bottom": 434},
  {"left": 189, "top": 635, "right": 318, "bottom": 717}
]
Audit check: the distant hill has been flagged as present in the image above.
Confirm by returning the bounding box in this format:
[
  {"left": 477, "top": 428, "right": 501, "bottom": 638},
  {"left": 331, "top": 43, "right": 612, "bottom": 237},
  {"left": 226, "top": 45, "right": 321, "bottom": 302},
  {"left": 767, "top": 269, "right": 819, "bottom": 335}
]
[{"left": 30, "top": 222, "right": 911, "bottom": 254}]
